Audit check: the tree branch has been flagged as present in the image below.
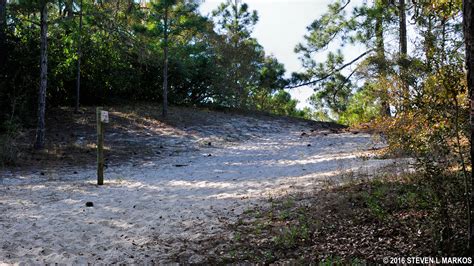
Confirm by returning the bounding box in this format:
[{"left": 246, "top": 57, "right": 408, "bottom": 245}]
[
  {"left": 338, "top": 0, "right": 351, "bottom": 12},
  {"left": 285, "top": 49, "right": 373, "bottom": 89}
]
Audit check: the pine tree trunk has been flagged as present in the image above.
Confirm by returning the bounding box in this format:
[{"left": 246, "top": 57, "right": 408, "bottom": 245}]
[
  {"left": 398, "top": 0, "right": 407, "bottom": 56},
  {"left": 66, "top": 0, "right": 73, "bottom": 18},
  {"left": 398, "top": 0, "right": 408, "bottom": 107},
  {"left": 463, "top": 0, "right": 474, "bottom": 255},
  {"left": 0, "top": 0, "right": 6, "bottom": 67},
  {"left": 35, "top": 2, "right": 48, "bottom": 150},
  {"left": 233, "top": 0, "right": 244, "bottom": 108},
  {"left": 162, "top": 4, "right": 169, "bottom": 117},
  {"left": 425, "top": 16, "right": 435, "bottom": 72},
  {"left": 75, "top": 0, "right": 83, "bottom": 113},
  {"left": 375, "top": 1, "right": 390, "bottom": 116}
]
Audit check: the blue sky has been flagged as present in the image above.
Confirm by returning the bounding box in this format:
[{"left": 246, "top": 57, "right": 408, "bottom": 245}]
[{"left": 199, "top": 0, "right": 365, "bottom": 109}]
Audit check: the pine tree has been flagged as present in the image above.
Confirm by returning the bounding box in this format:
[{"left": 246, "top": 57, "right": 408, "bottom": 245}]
[
  {"left": 212, "top": 0, "right": 262, "bottom": 108},
  {"left": 463, "top": 0, "right": 474, "bottom": 255},
  {"left": 0, "top": 0, "right": 6, "bottom": 67},
  {"left": 35, "top": 0, "right": 48, "bottom": 149}
]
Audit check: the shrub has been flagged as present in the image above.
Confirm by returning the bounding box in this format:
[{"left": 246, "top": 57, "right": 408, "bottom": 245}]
[{"left": 0, "top": 120, "right": 22, "bottom": 167}]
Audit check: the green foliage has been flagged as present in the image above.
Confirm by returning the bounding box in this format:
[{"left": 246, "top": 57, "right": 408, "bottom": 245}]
[
  {"left": 1, "top": 0, "right": 304, "bottom": 127},
  {"left": 264, "top": 90, "right": 298, "bottom": 117},
  {"left": 362, "top": 190, "right": 388, "bottom": 221},
  {"left": 211, "top": 0, "right": 264, "bottom": 108},
  {"left": 294, "top": 0, "right": 357, "bottom": 55},
  {"left": 338, "top": 84, "right": 380, "bottom": 125},
  {"left": 292, "top": 0, "right": 400, "bottom": 123},
  {"left": 251, "top": 55, "right": 288, "bottom": 105},
  {"left": 303, "top": 50, "right": 353, "bottom": 117},
  {"left": 272, "top": 224, "right": 310, "bottom": 249},
  {"left": 0, "top": 119, "right": 22, "bottom": 166},
  {"left": 212, "top": 0, "right": 258, "bottom": 39}
]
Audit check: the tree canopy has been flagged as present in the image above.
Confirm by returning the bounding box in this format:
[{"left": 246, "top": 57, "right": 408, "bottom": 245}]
[{"left": 0, "top": 0, "right": 304, "bottom": 142}]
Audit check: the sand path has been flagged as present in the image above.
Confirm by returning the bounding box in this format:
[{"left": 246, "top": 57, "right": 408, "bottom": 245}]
[{"left": 0, "top": 124, "right": 395, "bottom": 264}]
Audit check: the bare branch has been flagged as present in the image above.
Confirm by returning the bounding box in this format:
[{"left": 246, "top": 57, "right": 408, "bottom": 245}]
[
  {"left": 338, "top": 0, "right": 351, "bottom": 13},
  {"left": 285, "top": 49, "right": 373, "bottom": 89}
]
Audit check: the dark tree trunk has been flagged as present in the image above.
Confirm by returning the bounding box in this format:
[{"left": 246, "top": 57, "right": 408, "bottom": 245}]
[
  {"left": 66, "top": 0, "right": 74, "bottom": 18},
  {"left": 463, "top": 0, "right": 474, "bottom": 256},
  {"left": 425, "top": 16, "right": 435, "bottom": 72},
  {"left": 399, "top": 0, "right": 408, "bottom": 106},
  {"left": 0, "top": 0, "right": 6, "bottom": 67},
  {"left": 127, "top": 0, "right": 133, "bottom": 15},
  {"left": 375, "top": 2, "right": 390, "bottom": 116},
  {"left": 75, "top": 0, "right": 83, "bottom": 113},
  {"left": 233, "top": 0, "right": 243, "bottom": 108},
  {"left": 398, "top": 0, "right": 407, "bottom": 56},
  {"left": 162, "top": 4, "right": 169, "bottom": 117},
  {"left": 35, "top": 2, "right": 48, "bottom": 150}
]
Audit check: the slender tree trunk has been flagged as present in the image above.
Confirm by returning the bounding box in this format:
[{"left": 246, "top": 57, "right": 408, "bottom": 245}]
[
  {"left": 232, "top": 0, "right": 245, "bottom": 108},
  {"left": 398, "top": 0, "right": 407, "bottom": 56},
  {"left": 35, "top": 2, "right": 48, "bottom": 149},
  {"left": 398, "top": 0, "right": 408, "bottom": 108},
  {"left": 375, "top": 0, "right": 390, "bottom": 116},
  {"left": 0, "top": 0, "right": 6, "bottom": 68},
  {"left": 463, "top": 0, "right": 474, "bottom": 255},
  {"left": 127, "top": 0, "right": 133, "bottom": 14},
  {"left": 162, "top": 4, "right": 169, "bottom": 117},
  {"left": 66, "top": 0, "right": 73, "bottom": 18},
  {"left": 75, "top": 0, "right": 83, "bottom": 113},
  {"left": 425, "top": 16, "right": 435, "bottom": 72}
]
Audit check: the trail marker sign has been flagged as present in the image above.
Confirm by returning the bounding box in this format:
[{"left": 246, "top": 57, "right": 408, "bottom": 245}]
[
  {"left": 96, "top": 107, "right": 107, "bottom": 185},
  {"left": 100, "top": 111, "right": 109, "bottom": 123}
]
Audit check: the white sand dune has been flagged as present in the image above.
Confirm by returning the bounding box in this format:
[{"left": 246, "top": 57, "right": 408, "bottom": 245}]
[{"left": 0, "top": 123, "right": 399, "bottom": 264}]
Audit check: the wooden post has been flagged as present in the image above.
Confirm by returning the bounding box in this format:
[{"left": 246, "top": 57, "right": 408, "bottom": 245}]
[{"left": 97, "top": 107, "right": 104, "bottom": 185}]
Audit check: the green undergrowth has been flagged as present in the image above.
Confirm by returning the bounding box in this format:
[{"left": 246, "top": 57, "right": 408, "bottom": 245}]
[
  {"left": 0, "top": 120, "right": 22, "bottom": 167},
  {"left": 206, "top": 172, "right": 469, "bottom": 264}
]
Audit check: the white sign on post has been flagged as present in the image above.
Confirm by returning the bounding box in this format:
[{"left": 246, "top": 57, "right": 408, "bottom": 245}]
[{"left": 100, "top": 111, "right": 109, "bottom": 123}]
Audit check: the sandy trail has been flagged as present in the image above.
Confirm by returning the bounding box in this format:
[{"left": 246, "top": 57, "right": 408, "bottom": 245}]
[{"left": 0, "top": 123, "right": 397, "bottom": 264}]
